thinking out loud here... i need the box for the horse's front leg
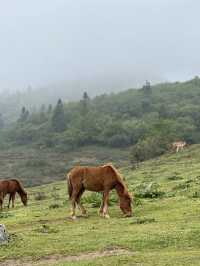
[100,190,110,218]
[99,193,104,216]
[70,190,80,220]
[7,194,12,209]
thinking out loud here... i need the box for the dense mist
[0,0,199,96]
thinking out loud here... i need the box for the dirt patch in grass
[0,248,133,266]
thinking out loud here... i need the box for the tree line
[1,77,200,164]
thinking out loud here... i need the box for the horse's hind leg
[70,188,81,220]
[76,188,87,216]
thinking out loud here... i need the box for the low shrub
[34,192,46,201]
[191,191,200,198]
[83,192,118,208]
[172,182,190,191]
[135,182,165,198]
[83,193,102,208]
[130,136,169,165]
[51,191,60,201]
[35,224,59,234]
[49,203,60,209]
[0,212,14,219]
[167,175,183,181]
[131,216,156,224]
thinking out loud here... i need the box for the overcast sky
[0,0,199,92]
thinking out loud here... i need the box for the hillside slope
[1,144,200,265]
[0,146,129,186]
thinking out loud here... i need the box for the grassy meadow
[1,145,200,265]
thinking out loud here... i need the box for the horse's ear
[102,162,113,168]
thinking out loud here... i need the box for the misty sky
[0,0,199,92]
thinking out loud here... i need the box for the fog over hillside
[0,0,199,97]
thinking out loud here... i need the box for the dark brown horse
[67,164,132,219]
[0,179,28,210]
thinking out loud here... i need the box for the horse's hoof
[70,216,77,220]
[104,214,110,219]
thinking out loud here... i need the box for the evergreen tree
[80,91,90,115]
[142,80,152,94]
[18,106,29,123]
[51,99,66,132]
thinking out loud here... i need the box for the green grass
[1,145,200,265]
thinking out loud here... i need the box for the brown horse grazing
[67,164,132,219]
[0,179,28,210]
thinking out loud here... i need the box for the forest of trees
[1,77,200,164]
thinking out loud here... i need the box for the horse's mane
[103,163,124,182]
[102,163,131,199]
[11,179,27,195]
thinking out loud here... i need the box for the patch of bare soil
[1,248,133,266]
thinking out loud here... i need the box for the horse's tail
[66,173,73,200]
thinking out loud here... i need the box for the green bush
[83,192,118,208]
[131,217,156,224]
[135,182,165,198]
[191,191,200,198]
[172,182,190,191]
[35,224,59,234]
[49,203,60,209]
[130,136,169,164]
[34,192,47,201]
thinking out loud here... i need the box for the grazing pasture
[1,145,200,265]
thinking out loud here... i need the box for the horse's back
[69,165,116,180]
[0,180,10,192]
[0,179,20,193]
[68,165,119,192]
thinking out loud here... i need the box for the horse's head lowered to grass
[20,192,28,206]
[119,191,132,217]
[114,179,133,217]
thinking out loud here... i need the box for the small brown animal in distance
[0,179,28,210]
[67,163,132,219]
[172,141,187,152]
